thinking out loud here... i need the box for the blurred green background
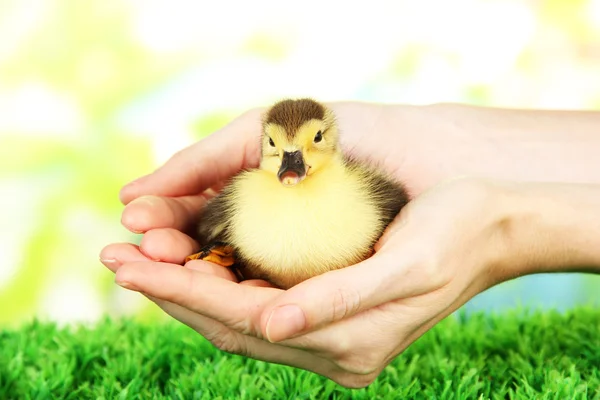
[1,0,599,327]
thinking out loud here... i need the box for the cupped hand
[117,101,508,206]
[101,177,516,388]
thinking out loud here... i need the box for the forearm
[400,103,600,186]
[497,182,600,281]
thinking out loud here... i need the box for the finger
[121,195,207,234]
[99,242,150,272]
[139,228,199,264]
[115,261,281,338]
[260,241,444,343]
[184,259,238,282]
[184,262,276,287]
[240,279,277,288]
[99,241,237,281]
[119,109,263,205]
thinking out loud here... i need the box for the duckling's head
[260,98,340,187]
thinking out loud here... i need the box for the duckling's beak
[278,150,306,187]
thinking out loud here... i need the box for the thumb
[260,246,438,343]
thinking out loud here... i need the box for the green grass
[1,308,599,399]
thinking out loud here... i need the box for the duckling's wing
[185,185,237,266]
[343,154,409,225]
[195,187,234,245]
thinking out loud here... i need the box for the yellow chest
[227,167,384,283]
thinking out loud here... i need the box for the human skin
[100,102,600,388]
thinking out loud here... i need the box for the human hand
[101,178,524,388]
[117,102,426,207]
[117,101,600,208]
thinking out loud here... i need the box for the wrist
[491,181,600,282]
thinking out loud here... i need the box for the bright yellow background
[2,0,599,326]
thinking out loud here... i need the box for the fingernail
[115,280,140,291]
[119,177,145,204]
[131,195,158,208]
[265,305,306,343]
[100,258,122,271]
[119,185,134,204]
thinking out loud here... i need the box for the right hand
[102,177,517,388]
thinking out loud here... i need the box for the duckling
[185,98,409,289]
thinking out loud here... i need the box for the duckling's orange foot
[185,242,236,267]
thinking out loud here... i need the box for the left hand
[101,178,519,388]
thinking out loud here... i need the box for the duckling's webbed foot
[185,242,236,267]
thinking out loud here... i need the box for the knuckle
[180,272,200,308]
[419,254,443,283]
[333,350,385,376]
[319,332,354,359]
[330,286,362,322]
[208,330,245,355]
[332,371,379,389]
[228,318,257,338]
[409,250,449,289]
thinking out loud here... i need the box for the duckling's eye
[314,130,323,143]
[268,137,275,147]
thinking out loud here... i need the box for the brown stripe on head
[264,98,326,139]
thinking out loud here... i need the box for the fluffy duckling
[186,98,409,289]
